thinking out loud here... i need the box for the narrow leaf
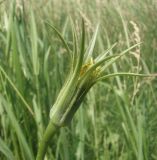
[84,24,99,63]
[96,72,156,81]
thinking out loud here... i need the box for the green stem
[36,120,60,160]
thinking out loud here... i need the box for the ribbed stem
[36,120,59,160]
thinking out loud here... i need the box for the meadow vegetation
[0,0,157,160]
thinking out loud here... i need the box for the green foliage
[0,0,157,160]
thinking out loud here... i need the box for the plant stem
[36,120,59,160]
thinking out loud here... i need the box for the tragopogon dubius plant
[36,20,156,160]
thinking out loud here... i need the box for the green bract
[36,21,155,160]
[48,21,148,127]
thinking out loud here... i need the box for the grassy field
[0,0,157,160]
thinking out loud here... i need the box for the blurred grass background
[0,0,157,159]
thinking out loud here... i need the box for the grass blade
[0,138,15,160]
[0,65,34,116]
[0,95,35,160]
